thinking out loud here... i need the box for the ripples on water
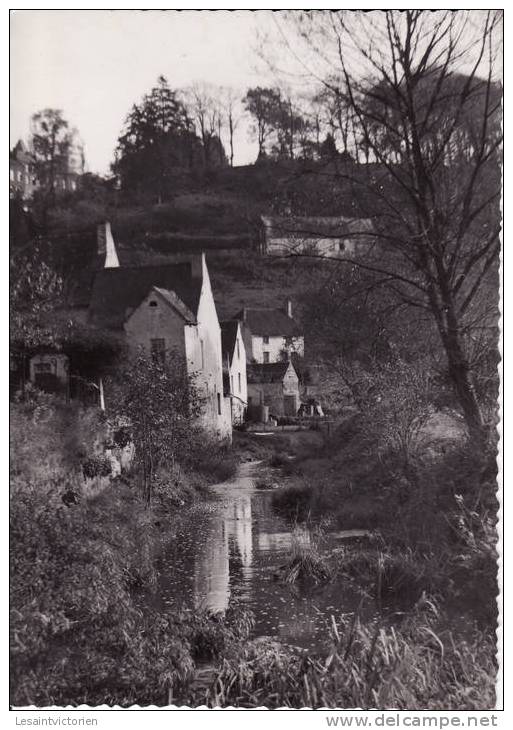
[157,463,371,652]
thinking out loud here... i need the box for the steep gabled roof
[247,361,297,384]
[88,263,202,330]
[236,308,303,337]
[152,287,196,323]
[220,320,239,363]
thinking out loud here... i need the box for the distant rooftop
[236,307,302,338]
[247,361,297,384]
[261,215,374,239]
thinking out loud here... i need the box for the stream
[157,461,372,653]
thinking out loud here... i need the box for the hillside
[41,157,374,245]
[14,158,366,327]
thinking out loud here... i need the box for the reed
[201,599,496,709]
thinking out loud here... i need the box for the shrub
[189,438,238,483]
[82,455,112,479]
[280,527,332,584]
[269,451,289,468]
[272,482,314,521]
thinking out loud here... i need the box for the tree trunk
[445,333,485,446]
[229,114,234,167]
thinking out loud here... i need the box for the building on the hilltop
[9,140,38,200]
[9,131,85,200]
[220,320,247,426]
[247,360,300,419]
[88,224,231,440]
[236,301,304,364]
[259,215,375,258]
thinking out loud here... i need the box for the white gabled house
[88,223,232,441]
[237,300,304,364]
[259,215,375,258]
[221,320,247,425]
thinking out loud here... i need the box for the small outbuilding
[247,360,300,419]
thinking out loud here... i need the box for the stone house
[9,140,38,199]
[10,134,85,200]
[247,360,300,418]
[236,301,304,364]
[259,215,375,259]
[220,320,247,425]
[88,225,231,440]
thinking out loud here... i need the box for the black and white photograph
[9,8,503,712]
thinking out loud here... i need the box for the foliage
[82,455,112,479]
[204,600,496,709]
[280,527,332,584]
[113,76,217,201]
[243,86,309,160]
[187,438,238,483]
[272,482,315,522]
[280,10,502,444]
[29,109,77,200]
[10,247,62,351]
[9,401,249,706]
[106,348,201,505]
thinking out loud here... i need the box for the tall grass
[201,600,496,709]
[280,526,332,584]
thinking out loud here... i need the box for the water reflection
[158,463,366,651]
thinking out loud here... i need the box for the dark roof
[247,361,296,384]
[261,215,374,239]
[236,308,302,337]
[220,320,239,362]
[88,263,202,330]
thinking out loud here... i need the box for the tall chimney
[285,299,292,318]
[97,221,119,269]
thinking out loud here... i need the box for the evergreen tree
[113,76,200,202]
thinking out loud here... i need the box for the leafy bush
[9,400,246,706]
[82,455,112,479]
[269,451,289,468]
[272,482,314,521]
[280,527,332,584]
[189,438,238,483]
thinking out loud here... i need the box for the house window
[238,373,241,392]
[149,300,158,307]
[263,335,269,344]
[150,338,166,364]
[263,352,270,363]
[217,392,222,415]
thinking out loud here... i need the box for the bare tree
[184,82,223,167]
[220,86,243,167]
[274,10,502,445]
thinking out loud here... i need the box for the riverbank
[10,398,497,708]
[152,456,496,709]
[10,395,244,706]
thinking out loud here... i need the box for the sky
[10,10,502,176]
[10,10,279,174]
